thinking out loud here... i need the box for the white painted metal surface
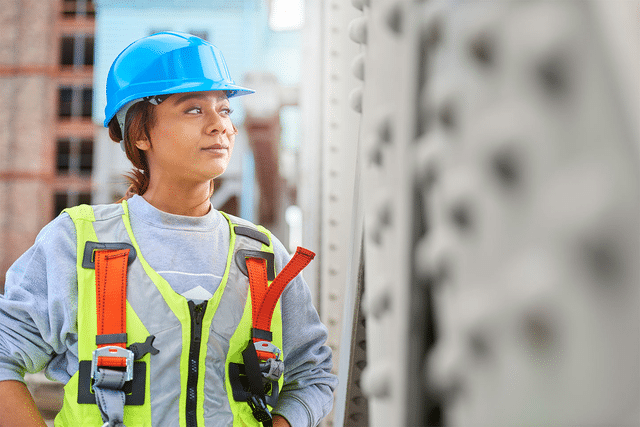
[422,2,640,425]
[357,1,418,425]
[333,0,640,425]
[317,1,364,426]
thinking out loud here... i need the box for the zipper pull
[194,301,206,322]
[189,300,208,343]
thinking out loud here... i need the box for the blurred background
[1,0,638,426]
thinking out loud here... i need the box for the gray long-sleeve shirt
[0,195,337,426]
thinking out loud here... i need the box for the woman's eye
[220,108,234,117]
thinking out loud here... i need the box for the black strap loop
[251,328,273,342]
[234,226,271,247]
[96,333,127,345]
[235,250,276,281]
[82,242,137,269]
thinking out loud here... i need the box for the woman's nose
[206,111,226,134]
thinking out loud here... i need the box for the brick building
[0,0,95,293]
[1,0,96,420]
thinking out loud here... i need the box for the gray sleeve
[0,213,78,384]
[270,237,338,427]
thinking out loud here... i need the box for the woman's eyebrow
[172,93,228,105]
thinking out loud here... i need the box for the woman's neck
[142,179,212,217]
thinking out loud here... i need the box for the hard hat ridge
[104,31,254,128]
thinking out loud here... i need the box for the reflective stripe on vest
[55,201,282,427]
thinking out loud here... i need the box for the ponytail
[108,101,155,199]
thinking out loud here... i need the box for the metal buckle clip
[91,346,135,382]
[253,341,281,360]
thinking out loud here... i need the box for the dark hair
[108,101,156,198]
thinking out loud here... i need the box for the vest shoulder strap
[63,204,96,222]
[64,203,125,223]
[225,213,255,228]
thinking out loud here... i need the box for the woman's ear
[135,138,151,151]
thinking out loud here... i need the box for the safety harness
[230,246,316,426]
[82,243,157,427]
[85,240,314,427]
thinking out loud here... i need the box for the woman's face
[136,90,236,185]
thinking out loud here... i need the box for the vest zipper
[186,300,208,427]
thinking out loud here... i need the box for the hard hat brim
[103,81,254,127]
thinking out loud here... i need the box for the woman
[0,32,337,427]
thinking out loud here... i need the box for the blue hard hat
[104,31,254,127]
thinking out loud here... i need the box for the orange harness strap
[245,247,315,360]
[94,249,130,368]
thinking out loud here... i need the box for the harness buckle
[260,358,285,382]
[253,341,281,361]
[91,346,135,382]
